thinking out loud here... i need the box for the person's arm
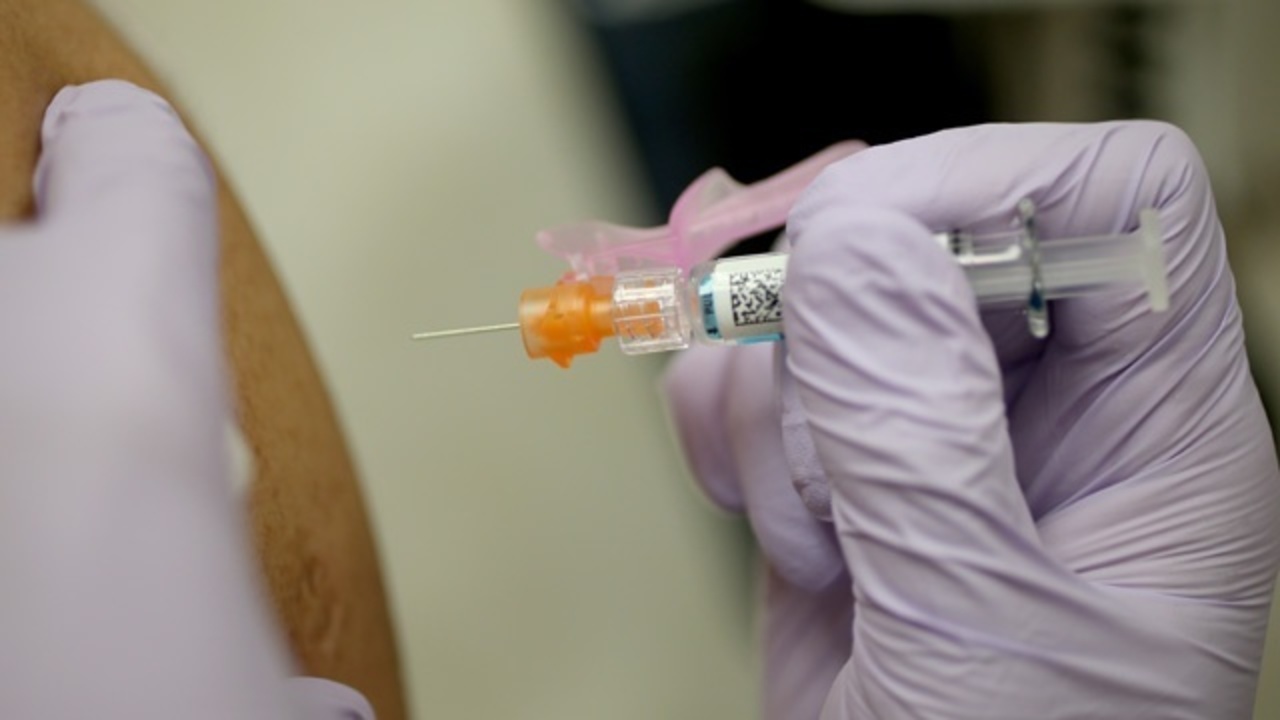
[0,3,406,718]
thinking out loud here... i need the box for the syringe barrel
[955,210,1166,309]
[609,213,1166,356]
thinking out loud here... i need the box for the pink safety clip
[536,141,866,280]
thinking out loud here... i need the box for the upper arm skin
[0,3,408,719]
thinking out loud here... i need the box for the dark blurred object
[568,0,991,254]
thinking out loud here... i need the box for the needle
[411,322,520,341]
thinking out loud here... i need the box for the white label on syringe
[699,253,787,344]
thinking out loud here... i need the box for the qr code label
[729,268,784,326]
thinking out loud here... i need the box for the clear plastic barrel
[951,209,1167,310]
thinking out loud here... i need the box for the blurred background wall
[90,0,1279,717]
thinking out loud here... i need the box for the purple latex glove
[664,122,1280,718]
[0,81,369,719]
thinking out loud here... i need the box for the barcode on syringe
[729,268,784,327]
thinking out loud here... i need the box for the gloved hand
[0,81,368,719]
[663,122,1280,719]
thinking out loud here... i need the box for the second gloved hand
[664,122,1280,719]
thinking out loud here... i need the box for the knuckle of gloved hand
[1124,120,1209,201]
[1120,120,1231,318]
[1124,121,1217,246]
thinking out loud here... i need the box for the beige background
[88,1,1279,718]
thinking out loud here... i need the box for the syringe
[413,201,1169,368]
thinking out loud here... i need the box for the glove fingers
[662,345,746,513]
[0,81,224,479]
[14,81,221,389]
[783,204,1091,640]
[726,345,843,592]
[34,81,217,282]
[0,83,298,719]
[777,345,833,522]
[804,123,1280,607]
[761,565,852,720]
[783,204,1212,716]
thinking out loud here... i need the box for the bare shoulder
[0,2,406,718]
